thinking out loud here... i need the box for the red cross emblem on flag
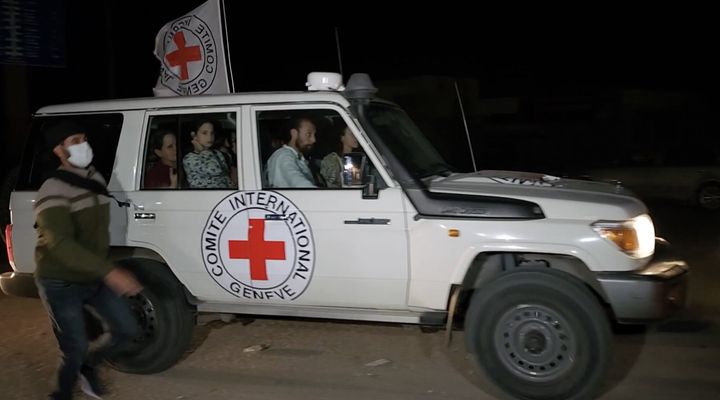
[165,31,202,81]
[156,14,221,95]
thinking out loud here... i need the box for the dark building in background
[1,1,716,182]
[1,0,65,177]
[379,77,714,176]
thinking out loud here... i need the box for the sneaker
[79,373,104,399]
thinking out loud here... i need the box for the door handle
[344,218,390,225]
[134,213,156,220]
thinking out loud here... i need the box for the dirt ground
[1,291,719,400]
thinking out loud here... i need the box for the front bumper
[596,239,689,323]
[0,272,38,298]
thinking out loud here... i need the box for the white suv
[1,73,689,400]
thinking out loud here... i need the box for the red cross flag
[153,0,234,96]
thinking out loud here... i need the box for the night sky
[1,1,716,174]
[9,2,715,101]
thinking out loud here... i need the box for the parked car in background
[584,147,720,210]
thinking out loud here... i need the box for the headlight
[592,214,655,258]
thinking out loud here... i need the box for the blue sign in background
[0,0,65,67]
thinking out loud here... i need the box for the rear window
[16,113,123,191]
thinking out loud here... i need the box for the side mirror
[363,175,379,200]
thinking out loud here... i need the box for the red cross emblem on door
[228,219,286,281]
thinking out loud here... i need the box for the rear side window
[141,112,237,190]
[16,114,123,190]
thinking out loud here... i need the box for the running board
[196,302,447,325]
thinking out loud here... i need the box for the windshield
[358,102,453,179]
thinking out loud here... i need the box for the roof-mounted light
[306,72,344,91]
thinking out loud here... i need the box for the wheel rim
[699,185,720,210]
[494,304,577,382]
[128,292,158,344]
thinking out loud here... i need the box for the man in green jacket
[35,120,142,400]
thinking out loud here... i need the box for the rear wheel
[465,268,611,400]
[105,260,195,374]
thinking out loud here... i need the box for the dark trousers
[37,278,140,400]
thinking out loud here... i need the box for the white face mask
[66,141,94,168]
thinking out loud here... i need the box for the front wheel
[465,268,611,400]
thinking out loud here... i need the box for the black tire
[697,183,720,211]
[465,268,611,400]
[105,259,196,374]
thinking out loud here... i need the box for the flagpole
[220,0,235,92]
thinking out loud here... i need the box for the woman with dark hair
[182,119,232,189]
[320,125,359,188]
[144,130,178,188]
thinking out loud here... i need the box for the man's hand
[104,268,143,296]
